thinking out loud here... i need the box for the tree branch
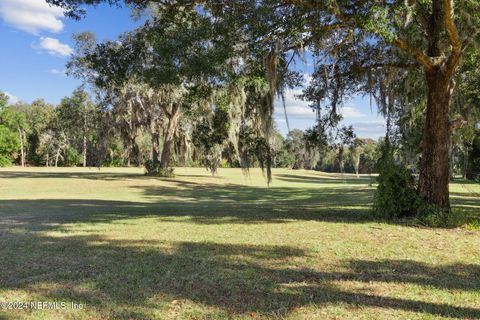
[444,0,462,74]
[392,38,433,71]
[443,0,461,54]
[461,27,480,52]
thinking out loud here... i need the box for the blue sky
[0,0,386,139]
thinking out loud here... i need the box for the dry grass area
[0,167,479,319]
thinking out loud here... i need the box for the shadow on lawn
[0,170,143,181]
[0,230,478,319]
[0,182,375,228]
[1,171,479,318]
[275,173,375,185]
[1,183,478,229]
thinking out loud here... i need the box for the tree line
[0,88,380,175]
[1,87,478,182]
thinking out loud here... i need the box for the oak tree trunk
[151,132,160,165]
[418,69,452,210]
[150,117,160,165]
[129,136,139,166]
[160,105,180,169]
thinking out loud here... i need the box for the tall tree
[68,5,236,170]
[57,88,95,167]
[24,100,55,165]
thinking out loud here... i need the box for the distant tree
[0,104,29,166]
[57,88,96,167]
[24,100,55,165]
[68,13,216,171]
[0,92,19,166]
[0,126,19,166]
[283,129,306,169]
[359,139,378,175]
[350,138,366,178]
[334,126,355,174]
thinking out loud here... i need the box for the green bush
[144,160,175,177]
[63,147,82,166]
[373,141,474,227]
[218,159,229,168]
[0,155,12,167]
[373,162,420,219]
[0,125,19,166]
[372,140,421,219]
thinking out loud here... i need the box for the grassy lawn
[0,167,479,320]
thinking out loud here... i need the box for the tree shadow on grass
[1,171,478,229]
[275,173,375,185]
[0,182,375,230]
[0,170,144,181]
[450,191,480,218]
[0,230,478,319]
[2,186,477,231]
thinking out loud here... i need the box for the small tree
[350,138,366,178]
[0,105,29,166]
[0,125,20,166]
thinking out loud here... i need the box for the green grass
[0,167,479,320]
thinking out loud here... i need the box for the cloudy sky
[0,0,386,139]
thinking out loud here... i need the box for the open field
[0,167,479,320]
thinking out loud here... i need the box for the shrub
[373,162,420,219]
[219,159,230,168]
[144,160,175,177]
[63,147,82,166]
[372,141,477,228]
[372,140,421,219]
[0,155,12,167]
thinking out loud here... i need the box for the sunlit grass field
[0,167,479,319]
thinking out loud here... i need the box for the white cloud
[35,37,73,57]
[5,92,19,104]
[274,89,315,120]
[349,120,386,139]
[351,120,386,128]
[0,0,64,34]
[50,68,66,76]
[274,90,366,122]
[340,106,365,119]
